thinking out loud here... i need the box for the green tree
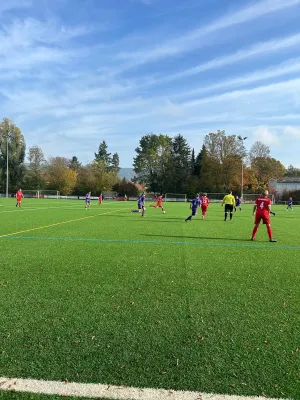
[68,156,82,172]
[113,178,138,197]
[204,130,246,162]
[46,157,77,195]
[77,162,119,195]
[133,133,172,193]
[170,134,191,193]
[285,165,300,177]
[23,146,46,190]
[95,140,111,168]
[251,157,285,190]
[111,152,120,174]
[0,118,26,192]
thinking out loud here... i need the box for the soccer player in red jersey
[200,193,209,220]
[150,194,165,213]
[16,189,23,207]
[98,193,103,206]
[251,190,277,242]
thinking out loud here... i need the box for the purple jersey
[191,198,200,210]
[86,193,91,202]
[138,195,145,206]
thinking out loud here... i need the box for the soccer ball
[162,211,166,214]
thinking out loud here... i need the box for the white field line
[0,377,293,400]
[0,206,124,215]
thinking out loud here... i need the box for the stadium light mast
[238,136,248,199]
[6,132,9,198]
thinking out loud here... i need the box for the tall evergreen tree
[94,140,111,169]
[111,152,120,174]
[170,134,191,193]
[69,156,82,172]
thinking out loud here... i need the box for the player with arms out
[222,190,236,222]
[251,190,277,242]
[98,193,103,206]
[150,194,166,214]
[16,189,23,207]
[200,193,209,220]
[287,197,293,211]
[85,192,91,209]
[131,192,146,217]
[185,194,201,222]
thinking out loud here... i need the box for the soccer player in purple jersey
[131,193,146,217]
[85,192,91,209]
[185,194,201,222]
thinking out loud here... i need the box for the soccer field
[0,198,299,400]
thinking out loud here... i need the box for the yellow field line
[0,207,130,238]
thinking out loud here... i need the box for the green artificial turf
[0,392,113,400]
[0,198,299,399]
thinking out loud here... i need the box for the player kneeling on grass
[131,193,146,217]
[251,190,277,242]
[150,194,166,214]
[185,194,200,222]
[16,188,23,207]
[200,193,209,220]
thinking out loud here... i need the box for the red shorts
[17,197,22,202]
[255,213,270,225]
[157,203,162,207]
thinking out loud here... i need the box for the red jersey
[157,195,163,204]
[255,197,271,216]
[16,191,23,200]
[99,195,103,200]
[201,196,209,207]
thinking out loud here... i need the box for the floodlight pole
[238,136,247,199]
[6,133,9,198]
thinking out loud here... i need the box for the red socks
[267,225,273,240]
[252,226,259,239]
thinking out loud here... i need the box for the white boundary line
[0,377,293,400]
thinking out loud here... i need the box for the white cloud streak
[117,0,300,63]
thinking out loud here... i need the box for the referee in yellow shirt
[222,190,236,222]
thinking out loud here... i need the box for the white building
[269,178,300,193]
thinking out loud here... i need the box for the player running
[222,190,236,222]
[200,193,209,220]
[131,193,146,217]
[185,194,201,222]
[251,190,277,242]
[85,192,91,209]
[287,197,293,211]
[150,194,165,213]
[16,189,23,207]
[235,196,242,212]
[98,193,103,206]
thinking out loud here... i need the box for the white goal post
[164,193,187,202]
[22,190,60,199]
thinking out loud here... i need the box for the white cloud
[284,126,300,138]
[162,34,300,83]
[252,126,280,146]
[117,0,300,63]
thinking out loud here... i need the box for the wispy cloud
[117,0,300,64]
[253,126,280,146]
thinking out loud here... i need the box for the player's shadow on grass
[144,234,249,242]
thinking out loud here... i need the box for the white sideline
[0,377,292,400]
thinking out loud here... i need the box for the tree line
[0,117,298,197]
[133,131,288,196]
[0,118,138,196]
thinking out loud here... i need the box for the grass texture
[0,198,299,399]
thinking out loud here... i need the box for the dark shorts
[225,204,234,213]
[191,208,197,216]
[138,204,143,210]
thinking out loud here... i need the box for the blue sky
[1,0,300,167]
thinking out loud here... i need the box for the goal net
[22,190,60,199]
[164,193,187,202]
